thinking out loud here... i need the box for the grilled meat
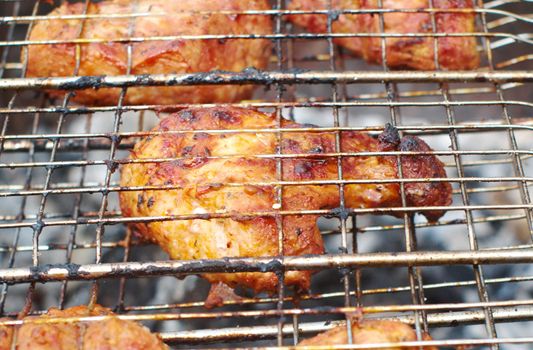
[25,0,272,105]
[119,107,452,299]
[299,319,437,349]
[288,0,479,70]
[0,305,167,350]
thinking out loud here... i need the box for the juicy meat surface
[299,319,437,349]
[0,305,167,350]
[288,0,479,70]
[26,0,272,105]
[119,107,452,296]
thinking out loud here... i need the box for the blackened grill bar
[0,70,532,91]
[0,249,531,284]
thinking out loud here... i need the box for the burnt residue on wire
[28,263,85,281]
[5,70,532,92]
[57,75,105,90]
[3,250,533,284]
[180,70,233,85]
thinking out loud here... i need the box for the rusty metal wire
[0,0,531,349]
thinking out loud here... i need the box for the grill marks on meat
[288,0,480,70]
[25,0,272,105]
[0,305,167,350]
[119,107,452,299]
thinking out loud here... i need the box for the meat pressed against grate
[119,106,452,302]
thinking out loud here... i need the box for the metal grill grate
[0,0,532,348]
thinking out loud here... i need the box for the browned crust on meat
[25,0,272,105]
[0,305,167,350]
[119,107,452,296]
[288,0,479,70]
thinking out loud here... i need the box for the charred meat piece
[119,107,452,300]
[299,319,438,349]
[0,305,167,350]
[288,0,479,70]
[26,0,272,105]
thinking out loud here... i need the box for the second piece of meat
[0,305,167,350]
[26,0,272,105]
[299,319,438,349]
[288,0,480,70]
[119,107,452,300]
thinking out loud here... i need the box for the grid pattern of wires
[0,0,532,349]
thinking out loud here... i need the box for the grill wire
[0,0,532,349]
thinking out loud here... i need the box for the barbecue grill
[0,0,531,349]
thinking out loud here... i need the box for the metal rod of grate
[0,0,531,348]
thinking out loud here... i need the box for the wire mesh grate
[0,0,532,349]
